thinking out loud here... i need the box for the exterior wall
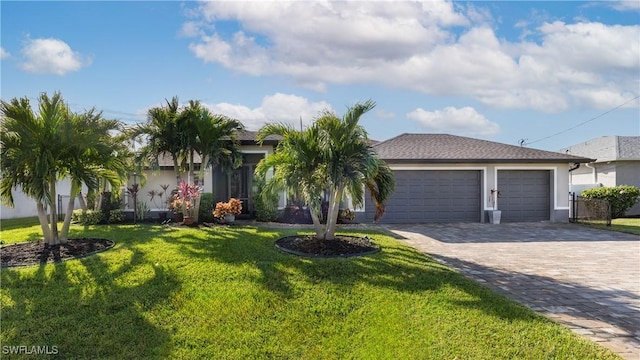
[616,161,640,216]
[568,160,640,216]
[358,162,572,223]
[1,178,84,220]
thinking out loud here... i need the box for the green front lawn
[580,217,640,235]
[0,220,619,359]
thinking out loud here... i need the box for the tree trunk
[324,186,343,240]
[48,176,60,245]
[309,204,325,239]
[77,191,87,210]
[36,201,52,244]
[193,155,207,223]
[173,155,181,186]
[60,182,80,241]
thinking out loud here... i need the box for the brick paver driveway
[385,222,640,360]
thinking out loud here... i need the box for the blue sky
[1,1,639,151]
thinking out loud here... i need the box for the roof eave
[381,158,595,164]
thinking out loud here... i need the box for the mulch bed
[1,238,114,268]
[275,235,380,258]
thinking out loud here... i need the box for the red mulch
[1,238,114,268]
[275,235,379,257]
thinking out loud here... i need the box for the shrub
[72,209,104,225]
[108,209,125,223]
[198,193,215,223]
[581,185,640,218]
[213,198,243,219]
[254,174,279,222]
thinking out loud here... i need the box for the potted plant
[169,198,184,222]
[488,188,502,224]
[213,198,243,223]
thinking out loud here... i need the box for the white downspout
[585,162,597,184]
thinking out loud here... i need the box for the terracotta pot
[183,216,194,225]
[174,213,184,222]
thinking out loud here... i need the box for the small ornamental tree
[581,185,640,218]
[176,181,202,218]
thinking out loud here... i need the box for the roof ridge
[372,132,408,147]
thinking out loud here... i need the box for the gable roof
[373,133,593,163]
[559,136,640,162]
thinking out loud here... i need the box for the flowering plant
[213,198,242,219]
[174,181,202,217]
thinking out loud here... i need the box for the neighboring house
[356,134,593,224]
[559,136,640,216]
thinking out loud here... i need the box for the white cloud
[19,38,90,75]
[608,1,640,11]
[203,93,333,130]
[407,106,500,136]
[185,1,639,112]
[0,47,10,59]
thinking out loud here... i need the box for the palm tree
[256,122,328,237]
[1,92,127,245]
[257,100,395,240]
[133,96,183,186]
[59,110,128,240]
[178,100,245,222]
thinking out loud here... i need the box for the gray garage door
[497,170,550,222]
[375,170,481,223]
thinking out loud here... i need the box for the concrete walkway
[384,222,640,360]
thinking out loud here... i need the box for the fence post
[607,200,612,227]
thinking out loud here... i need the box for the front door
[229,165,252,214]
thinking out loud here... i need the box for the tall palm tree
[256,122,328,237]
[1,92,127,245]
[59,110,127,241]
[256,100,395,240]
[133,96,183,185]
[178,100,245,222]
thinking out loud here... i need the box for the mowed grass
[0,219,620,359]
[580,217,640,235]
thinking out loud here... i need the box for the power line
[526,95,640,146]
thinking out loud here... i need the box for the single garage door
[377,170,481,223]
[497,170,550,222]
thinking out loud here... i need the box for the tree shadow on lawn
[0,247,181,359]
[173,226,544,323]
[430,254,640,341]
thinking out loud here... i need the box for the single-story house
[355,134,593,223]
[559,136,640,216]
[2,131,594,223]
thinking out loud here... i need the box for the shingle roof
[236,130,282,144]
[559,136,640,162]
[373,133,593,163]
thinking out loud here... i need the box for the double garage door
[377,170,550,223]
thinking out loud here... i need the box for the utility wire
[526,95,640,146]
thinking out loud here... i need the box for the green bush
[254,175,279,222]
[581,185,640,218]
[108,209,125,223]
[72,209,104,225]
[198,192,215,223]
